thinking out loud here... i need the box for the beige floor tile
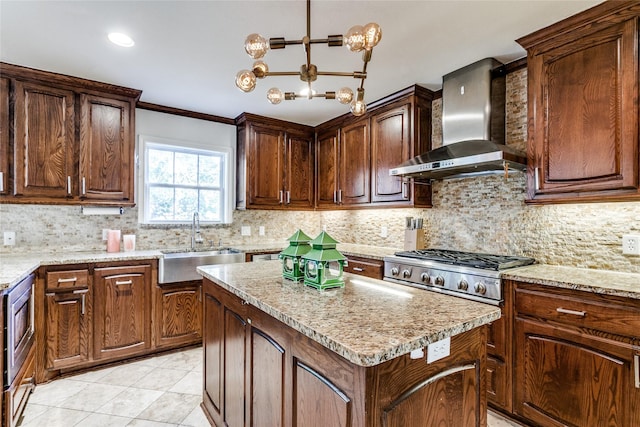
[127,419,179,427]
[58,382,127,412]
[28,378,89,406]
[20,406,90,426]
[78,412,133,426]
[160,350,202,371]
[168,371,201,396]
[95,388,164,418]
[97,364,156,387]
[179,405,211,427]
[66,365,117,383]
[134,367,189,391]
[18,402,51,425]
[488,410,525,426]
[136,392,202,424]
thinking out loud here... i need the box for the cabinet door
[514,317,640,427]
[45,289,91,370]
[154,281,202,349]
[13,81,75,199]
[371,103,411,203]
[93,265,151,360]
[527,18,639,202]
[284,131,314,209]
[1,77,9,195]
[247,124,285,207]
[316,128,339,208]
[340,119,370,205]
[79,94,134,203]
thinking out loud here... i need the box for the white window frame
[138,134,234,225]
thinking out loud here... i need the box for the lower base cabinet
[4,345,35,427]
[154,280,202,349]
[513,282,640,427]
[202,278,488,427]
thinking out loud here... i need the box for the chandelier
[235,0,382,116]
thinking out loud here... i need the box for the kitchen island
[198,261,501,427]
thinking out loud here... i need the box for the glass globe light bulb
[252,61,268,78]
[344,25,365,52]
[235,70,257,92]
[267,88,284,105]
[244,33,269,59]
[351,99,367,116]
[363,23,382,49]
[336,87,354,104]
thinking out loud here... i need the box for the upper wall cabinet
[316,85,434,209]
[236,113,314,210]
[0,63,141,206]
[0,77,10,195]
[518,2,640,204]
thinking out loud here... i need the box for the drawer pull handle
[82,177,86,196]
[67,176,71,195]
[634,354,640,389]
[402,182,409,199]
[556,307,586,317]
[0,171,4,192]
[57,277,78,284]
[352,267,364,272]
[115,280,133,286]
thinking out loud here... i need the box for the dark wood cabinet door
[1,77,9,195]
[525,17,639,202]
[371,103,411,203]
[224,306,247,427]
[203,290,223,423]
[316,128,340,208]
[93,265,151,360]
[154,281,202,349]
[284,131,314,208]
[45,289,91,370]
[340,119,370,205]
[13,81,75,199]
[247,124,285,207]
[79,94,134,203]
[514,317,640,427]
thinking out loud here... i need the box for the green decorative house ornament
[279,229,312,281]
[301,231,347,290]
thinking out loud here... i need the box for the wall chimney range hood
[390,58,527,180]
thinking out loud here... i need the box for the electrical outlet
[259,226,265,236]
[3,231,16,246]
[427,337,451,364]
[241,226,251,236]
[622,234,640,255]
[102,229,109,241]
[380,226,388,238]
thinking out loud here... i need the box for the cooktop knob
[390,267,399,276]
[474,282,487,295]
[402,269,412,278]
[435,276,445,286]
[458,279,469,291]
[420,272,431,283]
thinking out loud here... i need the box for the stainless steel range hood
[390,58,527,180]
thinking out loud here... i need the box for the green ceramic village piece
[301,231,346,290]
[279,229,312,281]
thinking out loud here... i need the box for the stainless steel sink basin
[159,248,245,283]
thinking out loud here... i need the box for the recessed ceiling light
[108,32,135,47]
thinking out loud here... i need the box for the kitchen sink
[159,248,245,283]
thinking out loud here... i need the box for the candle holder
[279,229,312,281]
[301,231,346,290]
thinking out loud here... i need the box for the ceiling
[1,0,603,126]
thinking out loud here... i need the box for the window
[139,135,233,224]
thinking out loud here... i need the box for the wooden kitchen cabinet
[344,255,384,280]
[1,77,10,195]
[93,264,152,361]
[154,280,202,349]
[517,2,640,203]
[236,113,314,210]
[513,282,640,427]
[44,269,91,371]
[0,62,141,206]
[486,280,513,413]
[316,85,433,209]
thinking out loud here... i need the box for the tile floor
[20,346,524,427]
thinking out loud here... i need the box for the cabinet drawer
[46,270,89,290]
[344,256,384,280]
[515,284,640,338]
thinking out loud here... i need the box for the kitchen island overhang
[198,261,501,427]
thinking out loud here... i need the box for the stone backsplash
[1,69,639,273]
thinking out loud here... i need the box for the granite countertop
[503,264,640,300]
[198,261,501,367]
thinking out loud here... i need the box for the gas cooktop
[393,249,536,271]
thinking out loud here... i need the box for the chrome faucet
[191,212,204,250]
